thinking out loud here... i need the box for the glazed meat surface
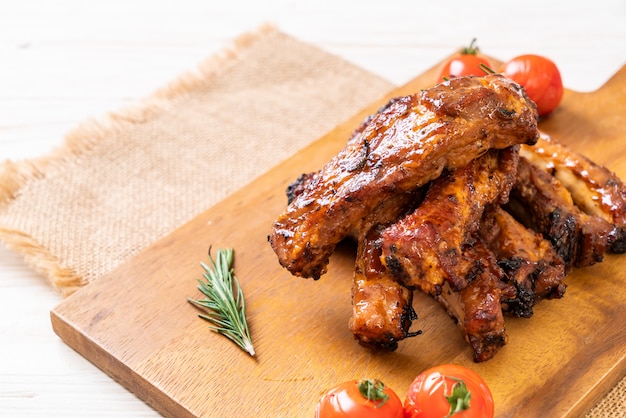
[521,132,626,253]
[286,171,318,205]
[378,147,520,362]
[380,147,520,295]
[508,157,617,269]
[435,240,510,363]
[349,192,421,350]
[479,206,566,318]
[269,75,539,280]
[286,172,422,349]
[269,73,626,362]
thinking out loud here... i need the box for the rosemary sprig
[187,247,255,356]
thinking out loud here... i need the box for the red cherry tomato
[436,39,494,82]
[403,364,494,418]
[501,54,564,116]
[315,379,404,418]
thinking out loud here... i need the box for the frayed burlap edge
[0,23,280,295]
[0,227,86,297]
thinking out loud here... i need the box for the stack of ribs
[268,74,626,362]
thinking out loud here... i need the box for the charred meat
[479,206,566,318]
[269,73,626,363]
[380,147,520,295]
[349,192,421,350]
[435,240,510,363]
[508,157,617,269]
[269,75,539,280]
[521,132,626,253]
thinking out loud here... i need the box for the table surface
[1,1,625,416]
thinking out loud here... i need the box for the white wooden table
[1,1,625,416]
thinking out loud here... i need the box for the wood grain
[51,61,626,417]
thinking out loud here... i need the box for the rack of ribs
[269,73,626,362]
[269,74,539,280]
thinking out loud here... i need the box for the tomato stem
[357,379,390,408]
[461,38,479,55]
[444,377,472,417]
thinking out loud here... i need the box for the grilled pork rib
[521,133,626,253]
[435,240,510,363]
[479,206,566,318]
[349,192,421,350]
[380,147,520,295]
[378,147,520,362]
[285,172,421,349]
[269,75,539,280]
[508,157,617,269]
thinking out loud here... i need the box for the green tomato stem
[461,38,479,55]
[444,377,472,417]
[358,379,390,408]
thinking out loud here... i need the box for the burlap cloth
[0,25,623,417]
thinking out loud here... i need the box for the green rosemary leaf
[187,247,255,356]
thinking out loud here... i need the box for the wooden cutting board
[51,59,626,418]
